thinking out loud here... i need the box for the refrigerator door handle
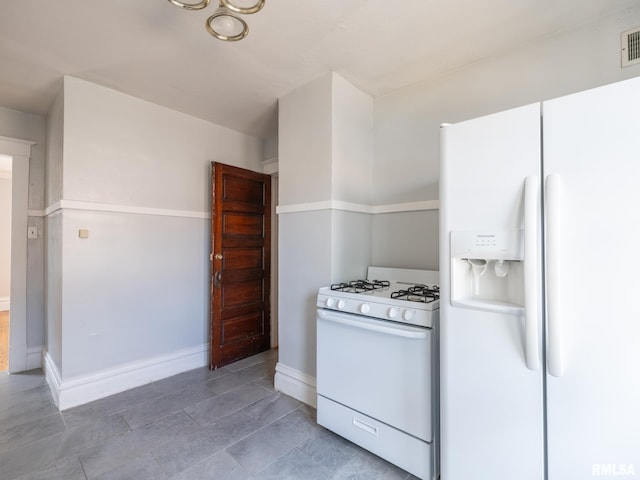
[546,174,564,377]
[524,175,540,370]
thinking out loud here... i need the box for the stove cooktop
[317,280,439,328]
[330,279,439,304]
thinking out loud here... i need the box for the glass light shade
[167,0,211,10]
[220,0,264,15]
[206,7,248,41]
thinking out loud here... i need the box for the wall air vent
[621,27,640,67]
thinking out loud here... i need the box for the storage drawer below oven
[317,395,432,480]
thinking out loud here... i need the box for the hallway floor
[0,349,418,479]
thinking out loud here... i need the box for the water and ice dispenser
[450,230,524,314]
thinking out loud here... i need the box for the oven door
[316,308,433,441]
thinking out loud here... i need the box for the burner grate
[391,284,440,303]
[330,279,390,293]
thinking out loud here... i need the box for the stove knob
[325,298,334,308]
[337,299,346,310]
[402,309,414,322]
[388,307,398,319]
[360,303,370,314]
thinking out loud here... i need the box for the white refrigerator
[439,76,640,480]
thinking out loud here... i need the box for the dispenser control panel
[450,230,523,260]
[473,234,497,248]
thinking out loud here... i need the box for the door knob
[214,253,223,260]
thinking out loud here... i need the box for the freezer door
[543,76,640,477]
[440,103,545,480]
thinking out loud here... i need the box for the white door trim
[0,136,35,373]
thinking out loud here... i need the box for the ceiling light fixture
[168,0,265,42]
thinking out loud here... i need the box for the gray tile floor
[0,349,418,480]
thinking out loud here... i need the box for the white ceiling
[0,0,636,140]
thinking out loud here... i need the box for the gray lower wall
[278,210,332,377]
[278,209,373,378]
[59,209,209,378]
[371,210,440,271]
[45,211,63,371]
[331,210,371,282]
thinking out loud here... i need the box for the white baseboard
[27,346,42,370]
[274,362,317,408]
[0,297,9,311]
[43,351,62,408]
[44,343,209,411]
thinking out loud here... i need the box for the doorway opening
[0,154,12,371]
[0,136,33,374]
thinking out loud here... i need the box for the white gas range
[317,267,439,327]
[316,267,440,480]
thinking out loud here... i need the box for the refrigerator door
[543,77,640,477]
[440,103,544,480]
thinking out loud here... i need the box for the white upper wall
[278,72,374,207]
[278,73,333,206]
[0,106,45,211]
[332,73,373,205]
[46,88,64,206]
[62,76,264,211]
[373,5,640,205]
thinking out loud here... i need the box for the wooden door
[210,162,271,369]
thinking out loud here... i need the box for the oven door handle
[317,309,429,339]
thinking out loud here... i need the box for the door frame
[269,173,278,349]
[0,136,34,373]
